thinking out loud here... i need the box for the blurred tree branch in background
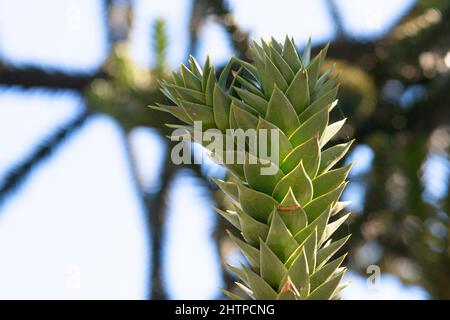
[0,0,449,299]
[0,110,90,207]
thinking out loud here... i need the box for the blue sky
[0,0,439,299]
[0,0,107,72]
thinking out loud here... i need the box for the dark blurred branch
[0,111,90,207]
[0,64,102,91]
[3,1,447,93]
[325,0,346,39]
[187,0,251,60]
[325,2,450,82]
[206,0,250,58]
[105,0,133,45]
[188,0,207,58]
[145,143,178,300]
[120,130,172,300]
[354,72,450,143]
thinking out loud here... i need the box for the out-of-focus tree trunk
[146,147,177,299]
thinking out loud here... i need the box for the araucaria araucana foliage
[152,36,353,300]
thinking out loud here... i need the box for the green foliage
[153,36,352,300]
[153,19,168,78]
